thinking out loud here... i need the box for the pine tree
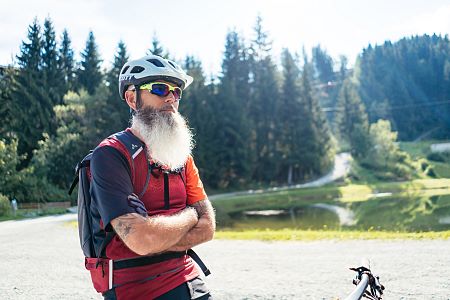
[277,49,302,184]
[148,34,167,58]
[12,74,55,159]
[338,55,348,82]
[106,40,129,88]
[312,45,339,126]
[12,18,55,160]
[250,15,272,60]
[57,29,75,98]
[80,40,130,144]
[296,58,335,180]
[16,18,41,72]
[78,31,103,94]
[41,17,61,105]
[312,45,335,84]
[248,16,280,183]
[357,35,450,140]
[181,56,221,187]
[335,79,369,157]
[211,30,252,188]
[104,40,130,133]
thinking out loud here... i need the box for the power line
[322,99,450,112]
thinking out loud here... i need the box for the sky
[1,0,449,76]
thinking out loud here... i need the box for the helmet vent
[130,66,145,73]
[167,61,177,69]
[121,66,130,74]
[147,59,164,67]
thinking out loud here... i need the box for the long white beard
[131,107,194,171]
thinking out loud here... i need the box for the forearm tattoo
[112,213,147,242]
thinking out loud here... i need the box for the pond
[217,194,450,232]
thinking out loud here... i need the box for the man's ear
[124,90,137,111]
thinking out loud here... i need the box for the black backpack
[68,131,149,258]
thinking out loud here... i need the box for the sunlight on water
[219,194,450,232]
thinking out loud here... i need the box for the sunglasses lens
[148,83,182,100]
[173,87,182,100]
[151,84,169,96]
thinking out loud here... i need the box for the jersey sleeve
[90,146,146,231]
[185,155,208,205]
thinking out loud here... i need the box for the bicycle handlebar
[344,259,384,300]
[344,272,370,300]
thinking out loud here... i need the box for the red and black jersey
[89,128,207,299]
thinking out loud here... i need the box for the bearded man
[89,55,215,300]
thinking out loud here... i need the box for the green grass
[433,161,450,178]
[399,141,435,159]
[66,220,78,228]
[215,229,450,240]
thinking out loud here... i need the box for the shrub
[0,139,69,203]
[0,139,28,199]
[0,194,10,217]
[395,151,410,163]
[426,166,437,178]
[393,163,412,180]
[418,159,429,172]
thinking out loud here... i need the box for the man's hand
[111,206,198,255]
[166,199,216,252]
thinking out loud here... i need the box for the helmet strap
[132,85,142,114]
[136,85,143,110]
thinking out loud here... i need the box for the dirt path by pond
[210,153,352,201]
[0,214,448,299]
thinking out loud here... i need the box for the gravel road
[0,214,449,299]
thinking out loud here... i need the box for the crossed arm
[166,199,216,252]
[111,199,215,256]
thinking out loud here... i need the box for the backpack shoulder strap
[69,130,148,196]
[109,130,144,160]
[110,130,150,198]
[68,151,93,195]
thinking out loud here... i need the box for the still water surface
[221,194,450,231]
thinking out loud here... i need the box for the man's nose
[164,91,177,103]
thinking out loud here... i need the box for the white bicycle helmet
[118,55,193,100]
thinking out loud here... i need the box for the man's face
[125,80,181,113]
[129,81,193,170]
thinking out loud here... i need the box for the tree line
[356,34,450,140]
[0,16,448,204]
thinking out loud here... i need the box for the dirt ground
[0,214,449,299]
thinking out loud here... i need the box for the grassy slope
[400,141,450,178]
